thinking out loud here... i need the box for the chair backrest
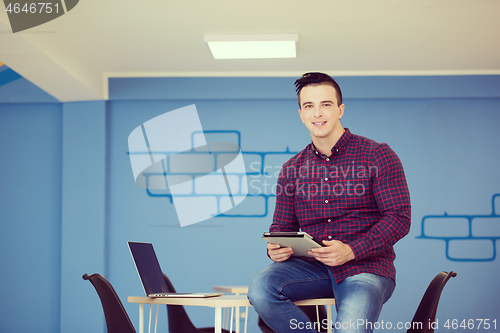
[407,271,457,333]
[83,273,137,333]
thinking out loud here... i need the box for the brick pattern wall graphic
[418,194,500,262]
[132,130,299,220]
[128,105,248,227]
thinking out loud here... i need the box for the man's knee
[343,273,395,305]
[248,266,278,307]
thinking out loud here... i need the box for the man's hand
[267,243,293,262]
[308,240,355,266]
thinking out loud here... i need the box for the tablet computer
[262,231,323,257]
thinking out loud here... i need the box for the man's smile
[313,121,327,126]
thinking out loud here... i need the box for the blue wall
[0,102,62,332]
[1,75,499,332]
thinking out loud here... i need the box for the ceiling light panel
[204,34,298,59]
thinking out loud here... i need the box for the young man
[248,72,411,333]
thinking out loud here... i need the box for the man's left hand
[308,240,355,266]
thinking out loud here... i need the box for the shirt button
[324,177,328,181]
[328,236,332,239]
[325,200,328,203]
[327,219,331,222]
[326,158,330,161]
[336,149,339,152]
[315,151,318,154]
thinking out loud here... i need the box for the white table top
[128,294,251,307]
[128,294,335,307]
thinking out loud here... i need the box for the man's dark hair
[294,72,343,106]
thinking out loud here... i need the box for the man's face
[298,84,345,142]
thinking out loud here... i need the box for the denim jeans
[248,258,395,333]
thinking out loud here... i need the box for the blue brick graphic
[133,129,298,219]
[128,106,250,226]
[418,193,500,262]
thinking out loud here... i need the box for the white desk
[128,295,335,333]
[129,295,249,333]
[212,286,249,333]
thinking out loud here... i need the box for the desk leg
[215,306,222,333]
[148,303,153,333]
[230,307,234,333]
[154,304,159,333]
[244,306,249,333]
[326,304,332,333]
[139,303,144,333]
[235,305,240,333]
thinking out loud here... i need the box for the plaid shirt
[270,128,411,283]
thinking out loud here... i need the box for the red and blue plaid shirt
[270,128,411,283]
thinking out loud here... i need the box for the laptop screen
[128,242,170,295]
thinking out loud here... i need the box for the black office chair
[162,273,233,333]
[407,271,457,333]
[83,273,137,333]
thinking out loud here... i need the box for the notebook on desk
[128,241,222,298]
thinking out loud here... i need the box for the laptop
[128,241,222,298]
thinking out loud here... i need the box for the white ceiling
[1,0,499,102]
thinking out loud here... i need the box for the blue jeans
[248,258,395,333]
